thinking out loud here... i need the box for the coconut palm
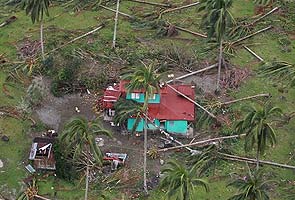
[121,64,163,194]
[159,159,209,200]
[228,169,273,200]
[61,116,112,166]
[198,0,235,92]
[22,0,51,60]
[234,102,282,169]
[113,98,143,133]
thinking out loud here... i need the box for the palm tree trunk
[40,20,45,60]
[216,40,223,92]
[143,115,148,194]
[256,150,259,170]
[112,0,120,49]
[85,166,89,200]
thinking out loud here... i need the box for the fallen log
[99,5,133,18]
[166,84,217,119]
[159,2,200,18]
[0,16,17,28]
[127,0,171,7]
[47,25,104,55]
[209,93,270,108]
[158,134,246,152]
[243,45,264,62]
[231,26,272,45]
[166,63,218,83]
[173,25,207,38]
[251,6,280,25]
[112,0,120,49]
[219,152,295,170]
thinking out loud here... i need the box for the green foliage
[234,102,282,156]
[159,159,209,200]
[228,169,273,200]
[21,0,51,23]
[258,61,295,87]
[198,0,235,41]
[61,116,112,166]
[53,141,78,181]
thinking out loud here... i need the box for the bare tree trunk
[112,0,120,49]
[143,116,148,194]
[166,64,217,84]
[128,0,170,7]
[159,2,200,18]
[158,134,246,152]
[216,40,223,92]
[243,46,264,62]
[99,5,133,18]
[85,166,89,200]
[40,20,45,60]
[256,150,259,170]
[251,6,280,25]
[173,25,207,38]
[231,26,272,45]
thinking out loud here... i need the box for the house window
[149,94,156,100]
[170,121,174,126]
[131,93,140,99]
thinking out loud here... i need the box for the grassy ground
[0,0,295,199]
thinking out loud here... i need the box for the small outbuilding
[29,137,56,170]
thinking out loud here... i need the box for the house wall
[165,120,188,134]
[126,93,160,104]
[127,118,160,132]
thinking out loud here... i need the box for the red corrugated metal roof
[102,81,195,121]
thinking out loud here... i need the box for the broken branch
[219,152,295,170]
[173,25,207,38]
[166,63,218,83]
[251,6,280,25]
[243,45,264,62]
[99,5,133,18]
[127,0,171,8]
[47,25,104,55]
[231,26,272,45]
[159,2,200,18]
[158,134,246,152]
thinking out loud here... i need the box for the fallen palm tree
[159,1,200,18]
[231,26,272,45]
[127,0,171,8]
[219,152,295,170]
[166,63,218,83]
[250,6,280,25]
[158,134,246,152]
[172,25,207,38]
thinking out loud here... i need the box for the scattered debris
[0,16,17,28]
[1,135,9,142]
[29,137,56,170]
[103,153,128,170]
[220,68,251,89]
[25,164,36,173]
[17,39,41,59]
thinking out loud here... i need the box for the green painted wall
[126,93,160,103]
[127,118,160,131]
[165,120,188,134]
[127,118,144,132]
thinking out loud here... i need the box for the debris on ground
[0,16,17,28]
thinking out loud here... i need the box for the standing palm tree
[121,64,163,194]
[61,116,112,166]
[234,102,282,169]
[159,159,209,200]
[198,0,235,92]
[22,0,51,60]
[228,169,273,200]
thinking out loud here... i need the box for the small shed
[29,137,56,170]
